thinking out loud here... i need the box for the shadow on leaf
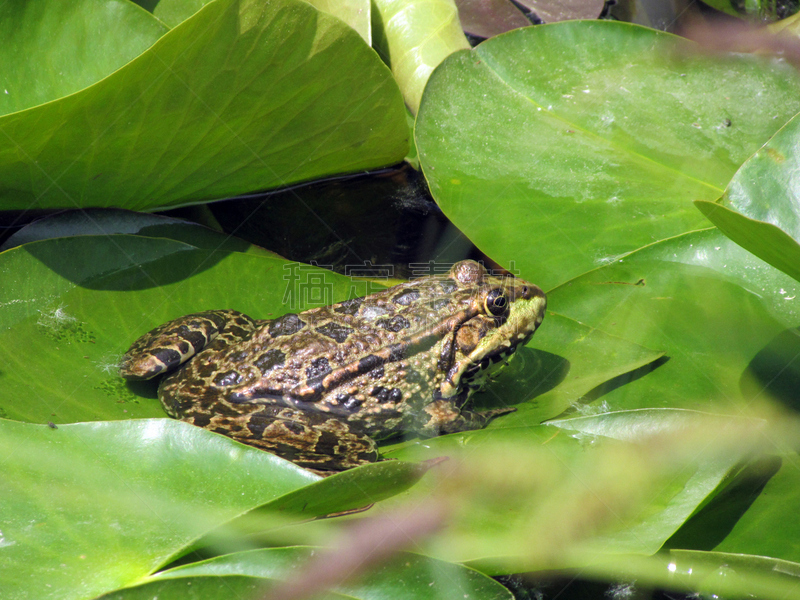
[663,455,782,551]
[579,355,670,406]
[473,346,570,409]
[24,240,234,291]
[742,327,800,413]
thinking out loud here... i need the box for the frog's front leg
[414,399,515,436]
[195,406,380,471]
[119,310,256,380]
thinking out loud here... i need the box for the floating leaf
[0,235,356,424]
[0,0,167,115]
[0,417,432,600]
[696,111,800,283]
[103,547,513,600]
[143,0,372,42]
[416,21,800,290]
[0,0,407,211]
[0,419,316,600]
[369,410,752,572]
[549,228,800,414]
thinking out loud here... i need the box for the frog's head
[440,261,547,399]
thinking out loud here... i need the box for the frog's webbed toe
[415,399,516,436]
[120,310,256,380]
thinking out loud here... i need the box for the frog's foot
[416,399,516,435]
[119,310,256,380]
[192,406,380,471]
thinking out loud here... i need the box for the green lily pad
[667,550,800,600]
[372,409,750,572]
[137,0,209,27]
[0,417,430,600]
[101,547,512,600]
[547,407,760,442]
[704,453,800,563]
[260,459,432,516]
[0,418,316,600]
[381,312,663,461]
[310,0,372,44]
[416,20,800,291]
[481,314,664,427]
[661,445,800,576]
[0,234,359,424]
[0,0,167,116]
[696,111,800,283]
[569,550,800,600]
[0,0,408,211]
[549,228,800,414]
[144,0,372,42]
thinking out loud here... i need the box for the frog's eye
[484,288,509,317]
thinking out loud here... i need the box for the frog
[119,260,546,471]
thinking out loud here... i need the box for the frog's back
[158,275,479,431]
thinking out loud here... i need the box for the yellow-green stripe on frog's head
[438,261,546,400]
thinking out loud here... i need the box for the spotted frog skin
[120,260,546,471]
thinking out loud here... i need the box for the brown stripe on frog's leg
[414,399,515,436]
[195,406,379,471]
[119,310,256,380]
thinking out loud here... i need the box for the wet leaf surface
[416,21,800,291]
[698,110,800,283]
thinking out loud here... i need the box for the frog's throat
[439,294,547,399]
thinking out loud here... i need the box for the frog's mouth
[453,331,533,393]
